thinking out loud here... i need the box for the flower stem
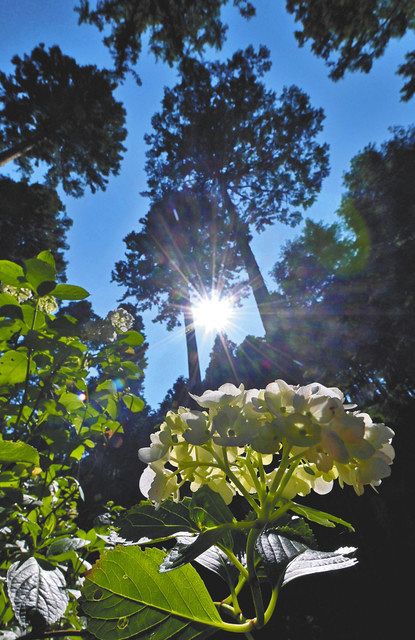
[220,447,261,514]
[246,528,264,628]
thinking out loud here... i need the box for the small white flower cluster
[138,381,394,506]
[1,284,33,303]
[37,295,58,314]
[107,307,134,333]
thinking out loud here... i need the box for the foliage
[114,190,245,331]
[0,44,127,196]
[76,0,255,81]
[0,177,71,275]
[78,379,395,639]
[0,252,145,635]
[144,45,328,230]
[138,45,329,337]
[286,0,415,101]
[271,125,415,405]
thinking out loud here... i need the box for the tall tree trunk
[182,284,202,391]
[0,134,41,167]
[167,205,203,390]
[221,186,275,336]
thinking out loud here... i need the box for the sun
[193,294,234,333]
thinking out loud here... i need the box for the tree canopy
[0,44,127,196]
[113,189,246,386]
[0,177,70,274]
[286,0,415,100]
[143,45,329,334]
[76,0,255,81]
[271,125,415,404]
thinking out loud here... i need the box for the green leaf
[22,304,46,330]
[190,486,234,529]
[256,531,307,581]
[7,557,69,626]
[46,537,90,558]
[0,350,28,385]
[122,393,144,413]
[37,280,57,296]
[192,545,239,584]
[82,546,220,640]
[59,391,85,412]
[274,515,316,547]
[190,486,234,548]
[51,284,90,300]
[70,444,85,461]
[24,258,56,290]
[116,330,144,346]
[36,250,56,270]
[159,530,230,573]
[0,439,39,465]
[282,546,358,586]
[117,499,196,541]
[256,531,357,587]
[0,304,23,320]
[0,260,25,286]
[290,503,355,531]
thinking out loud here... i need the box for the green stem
[220,573,247,605]
[263,585,279,626]
[15,301,39,430]
[267,441,292,497]
[244,449,265,499]
[218,543,249,579]
[246,528,264,628]
[220,447,261,514]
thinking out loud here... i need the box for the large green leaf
[122,393,145,413]
[24,257,56,291]
[51,284,90,300]
[0,350,28,385]
[116,330,144,346]
[256,530,357,586]
[256,530,306,581]
[7,557,68,626]
[0,260,25,286]
[0,439,39,466]
[117,499,196,541]
[82,546,220,640]
[282,547,358,586]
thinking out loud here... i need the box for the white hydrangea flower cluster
[37,295,58,314]
[138,381,394,506]
[1,284,33,303]
[107,307,134,333]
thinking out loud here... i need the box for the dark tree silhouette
[271,125,415,404]
[113,189,246,388]
[203,333,239,388]
[76,0,255,81]
[0,177,70,273]
[0,44,127,196]
[143,46,329,336]
[286,0,415,100]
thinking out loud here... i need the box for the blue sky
[0,1,413,409]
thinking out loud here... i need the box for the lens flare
[193,294,234,333]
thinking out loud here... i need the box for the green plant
[82,380,394,639]
[0,253,396,639]
[0,252,145,637]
